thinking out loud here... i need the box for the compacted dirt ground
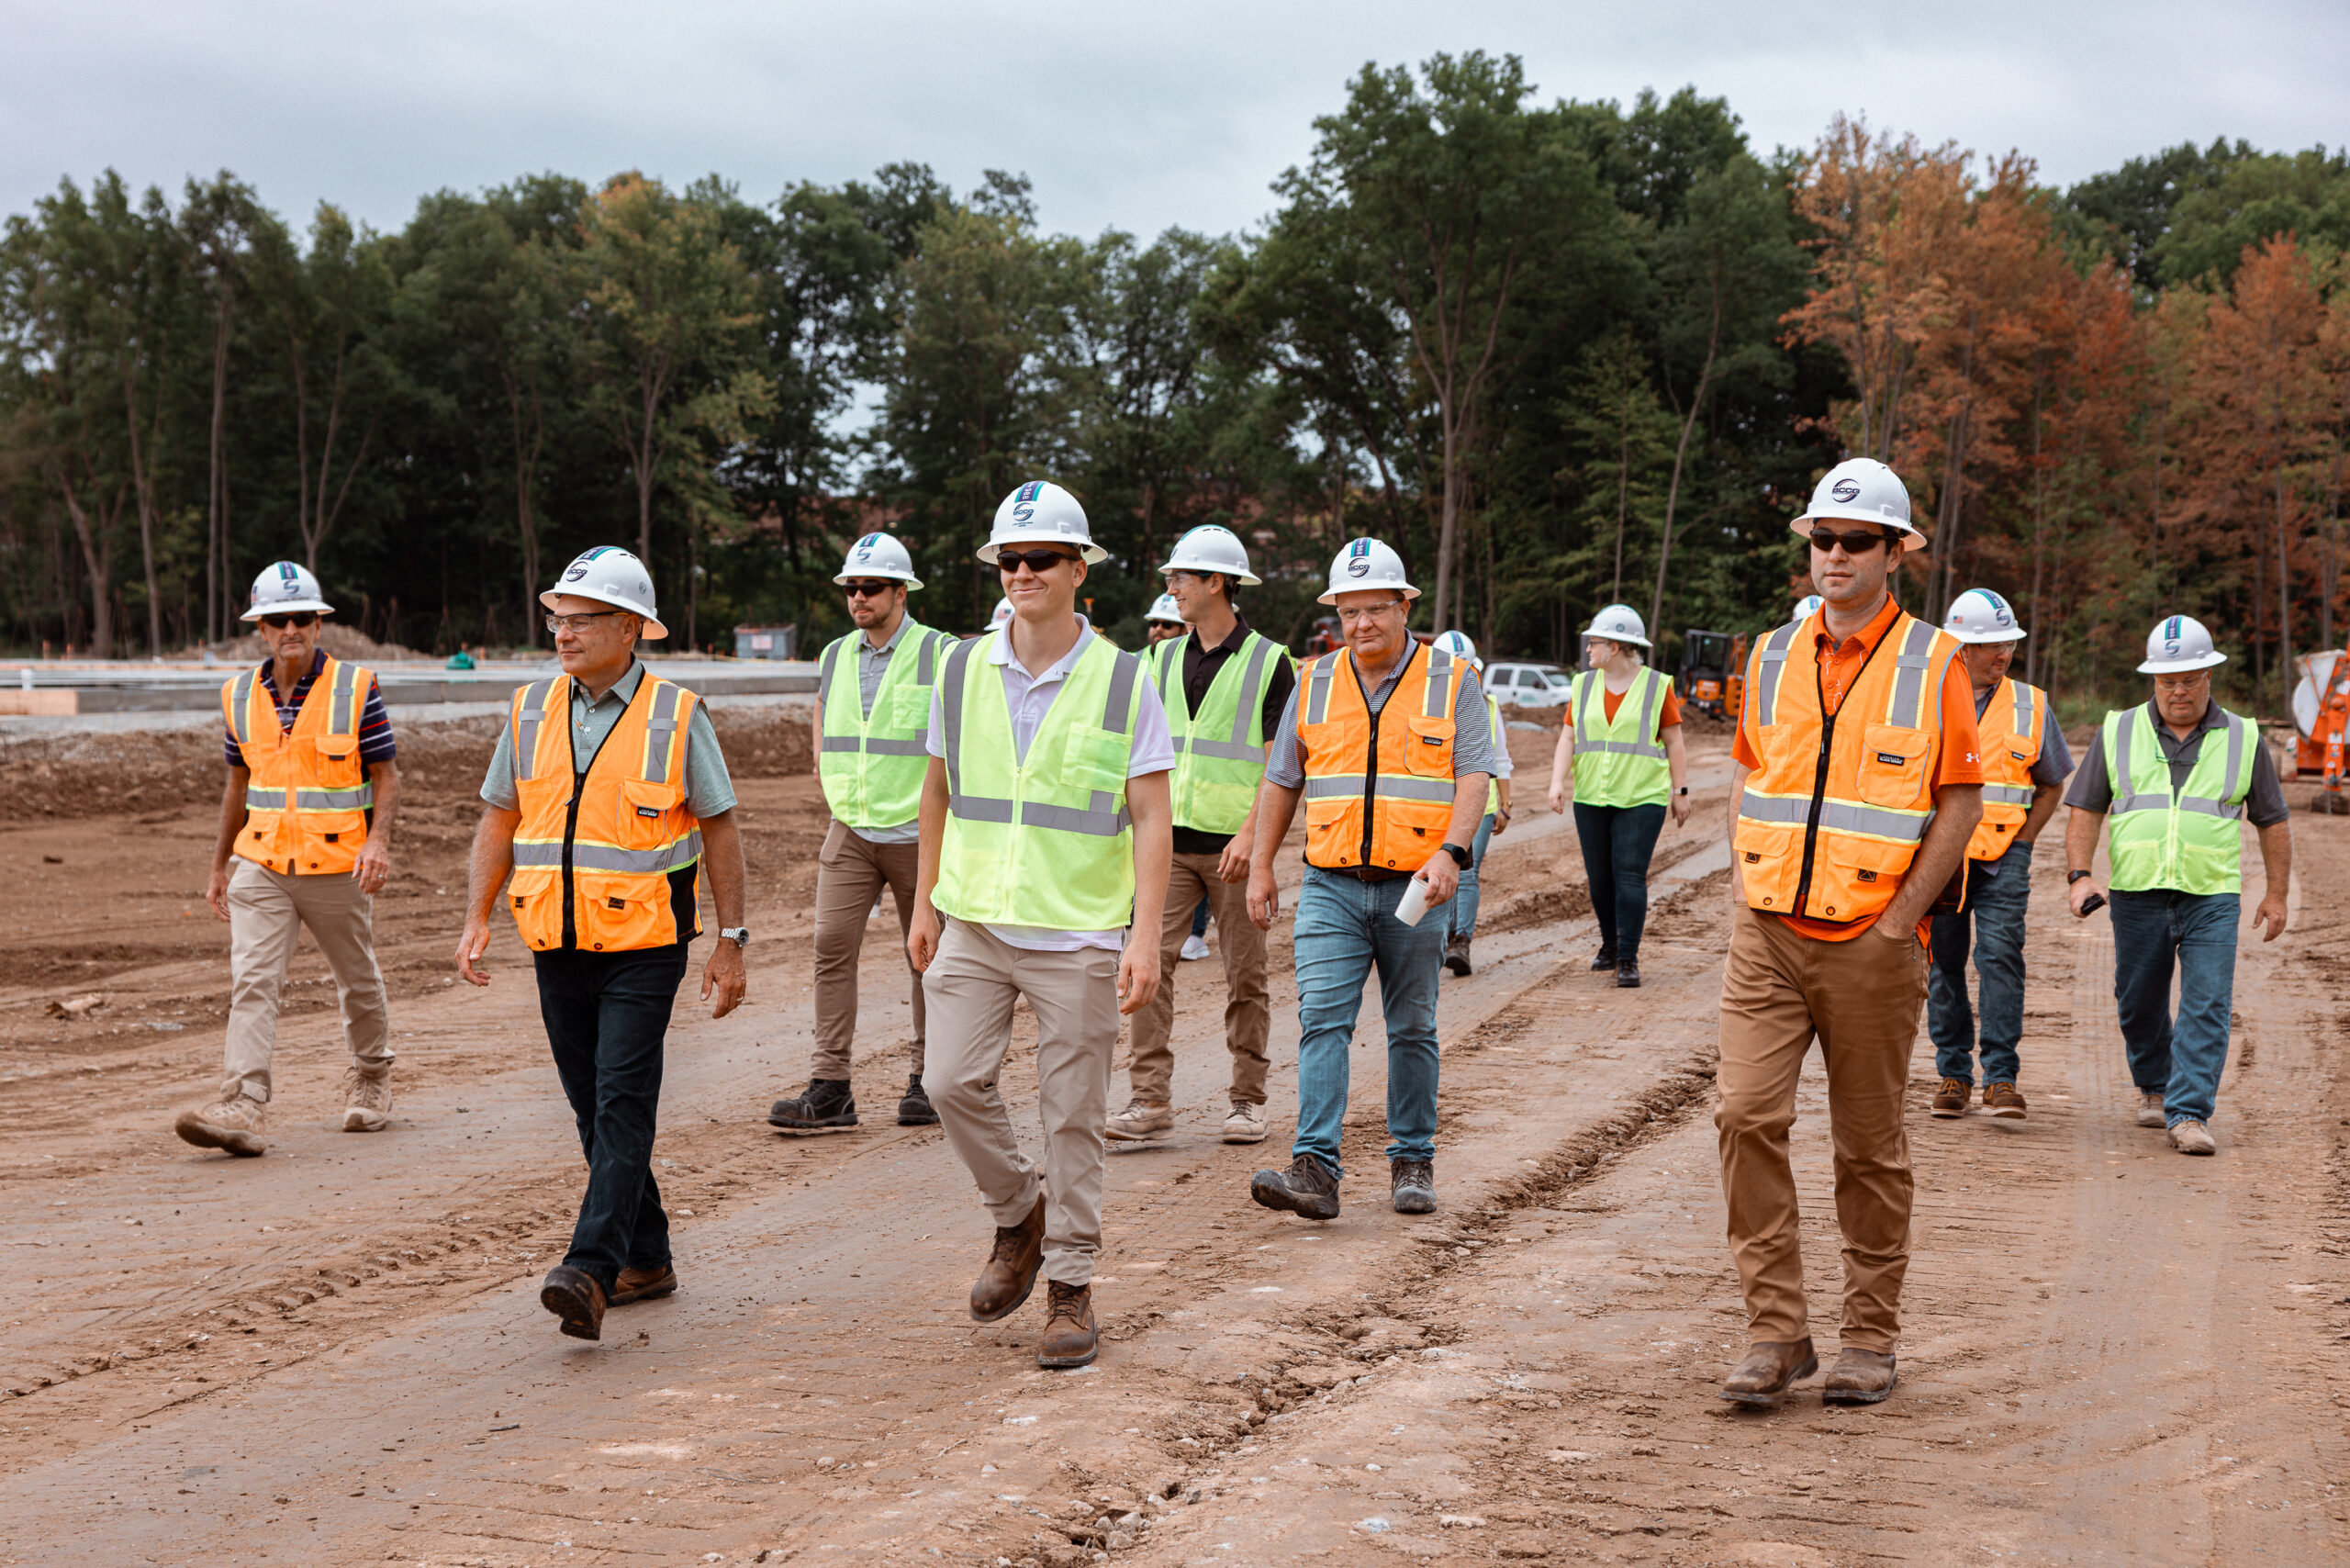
[0,708,2344,1568]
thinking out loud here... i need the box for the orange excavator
[2292,649,2349,814]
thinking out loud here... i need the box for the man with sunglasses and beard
[1714,459,1983,1410]
[176,563,401,1156]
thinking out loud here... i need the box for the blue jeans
[1572,801,1667,958]
[1445,812,1496,946]
[1292,866,1445,1174]
[1190,896,1210,939]
[1928,841,2033,1084]
[2109,889,2239,1126]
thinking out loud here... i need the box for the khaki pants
[921,919,1118,1286]
[1715,904,1926,1352]
[811,821,925,1081]
[1125,849,1271,1108]
[222,857,392,1103]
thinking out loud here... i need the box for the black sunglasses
[842,579,900,598]
[996,548,1079,574]
[1807,528,1895,554]
[259,611,319,629]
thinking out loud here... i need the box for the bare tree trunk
[1649,291,1720,642]
[58,466,118,659]
[121,366,164,656]
[1610,428,1628,603]
[207,286,232,642]
[2276,459,2295,712]
[506,371,545,648]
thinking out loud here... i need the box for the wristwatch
[2066,870,2093,885]
[1675,787,1689,796]
[1439,842,1472,869]
[720,926,751,948]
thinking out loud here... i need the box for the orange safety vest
[1735,610,1962,926]
[1294,640,1464,871]
[1965,676,2044,862]
[223,655,375,876]
[506,672,704,953]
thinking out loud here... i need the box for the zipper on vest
[561,680,628,951]
[1793,622,1895,922]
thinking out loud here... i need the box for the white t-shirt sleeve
[1125,672,1177,778]
[925,682,946,760]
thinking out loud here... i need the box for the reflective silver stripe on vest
[1422,644,1452,719]
[641,679,684,784]
[330,657,362,731]
[244,787,287,810]
[1304,655,1336,726]
[819,638,845,709]
[917,629,942,687]
[514,679,555,785]
[293,786,372,809]
[2116,708,2250,819]
[950,794,1016,824]
[1752,622,1800,724]
[510,834,704,873]
[1024,793,1132,836]
[511,842,565,868]
[1103,649,1141,735]
[1884,619,1940,724]
[1740,788,1930,843]
[1575,669,1668,757]
[1303,774,1366,800]
[2010,679,2033,749]
[1371,776,1460,804]
[1982,783,2035,806]
[940,636,983,801]
[228,670,257,749]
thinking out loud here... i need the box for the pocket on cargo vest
[1402,714,1456,778]
[889,685,932,732]
[576,872,682,952]
[620,778,685,844]
[1857,722,1931,809]
[1808,834,1919,923]
[1067,728,1131,796]
[506,865,564,951]
[1732,818,1801,913]
[309,732,361,770]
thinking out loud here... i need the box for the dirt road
[1,712,2344,1567]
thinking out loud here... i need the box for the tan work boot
[2168,1118,2216,1155]
[1983,1082,2027,1119]
[970,1195,1046,1323]
[2136,1092,2166,1128]
[1821,1346,1897,1405]
[1718,1338,1818,1407]
[175,1094,267,1157]
[341,1063,393,1132]
[610,1263,677,1305]
[1036,1280,1099,1369]
[1930,1078,1972,1117]
[540,1265,606,1341]
[1222,1101,1269,1144]
[1103,1101,1173,1142]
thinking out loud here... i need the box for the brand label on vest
[1857,869,1877,882]
[1421,734,1444,746]
[1875,751,1909,767]
[635,805,661,818]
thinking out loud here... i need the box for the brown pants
[222,857,392,1103]
[811,821,925,1081]
[1125,849,1272,1108]
[1715,904,1927,1352]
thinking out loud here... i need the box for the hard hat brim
[540,586,666,639]
[1580,625,1652,649]
[1316,583,1420,606]
[832,568,923,590]
[1790,511,1923,539]
[239,599,335,621]
[980,537,1109,566]
[1947,626,2028,644]
[1158,556,1262,586]
[2137,651,2226,674]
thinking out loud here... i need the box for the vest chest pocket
[309,732,361,771]
[1857,723,1930,809]
[1402,714,1455,778]
[888,684,931,732]
[1064,727,1130,797]
[619,778,684,846]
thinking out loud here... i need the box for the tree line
[3,53,2345,715]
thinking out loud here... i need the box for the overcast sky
[6,1,2345,241]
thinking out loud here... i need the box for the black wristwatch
[2066,870,2093,885]
[1439,842,1472,869]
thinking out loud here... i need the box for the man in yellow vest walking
[2064,614,2291,1156]
[1716,459,1983,1408]
[456,546,749,1340]
[1927,589,2072,1121]
[770,532,954,1133]
[908,481,1173,1371]
[1107,526,1294,1147]
[176,563,402,1157]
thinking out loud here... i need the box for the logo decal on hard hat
[1345,541,1371,577]
[1012,480,1044,523]
[1831,477,1860,503]
[853,534,876,562]
[278,563,298,585]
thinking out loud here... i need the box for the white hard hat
[543,545,666,639]
[1159,524,1260,586]
[1582,603,1652,649]
[1943,588,2027,644]
[981,480,1106,566]
[1792,457,1919,539]
[1146,593,1185,626]
[1431,629,1482,671]
[1792,594,1824,621]
[1317,538,1418,605]
[241,561,334,621]
[835,532,923,589]
[990,597,1014,628]
[2138,613,2227,675]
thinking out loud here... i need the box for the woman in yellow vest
[1542,604,1687,988]
[455,547,749,1342]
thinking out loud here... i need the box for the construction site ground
[1,705,2345,1567]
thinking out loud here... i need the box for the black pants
[1572,801,1667,959]
[535,942,691,1296]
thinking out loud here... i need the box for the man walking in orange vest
[456,547,749,1341]
[175,563,402,1158]
[1717,460,1983,1407]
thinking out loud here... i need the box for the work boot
[1718,1338,1818,1407]
[610,1263,677,1305]
[1036,1281,1100,1369]
[896,1072,939,1127]
[1180,933,1212,962]
[2136,1092,2166,1129]
[1930,1078,1972,1118]
[2168,1118,2217,1156]
[768,1078,857,1134]
[1821,1347,1897,1405]
[1591,946,1618,972]
[1391,1157,1437,1215]
[1222,1101,1270,1145]
[1103,1100,1174,1142]
[1616,957,1642,988]
[341,1063,393,1132]
[1249,1151,1340,1221]
[541,1264,606,1341]
[1983,1082,2027,1119]
[970,1195,1046,1323]
[1443,935,1472,977]
[175,1093,267,1158]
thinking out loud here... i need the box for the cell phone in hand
[2077,891,2106,917]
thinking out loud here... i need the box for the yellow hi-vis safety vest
[506,673,704,952]
[224,655,375,876]
[1483,692,1504,817]
[932,631,1145,931]
[1568,665,1672,808]
[818,619,954,830]
[2102,702,2255,895]
[1151,628,1279,835]
[1966,677,2045,862]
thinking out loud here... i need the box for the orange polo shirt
[1733,594,1983,940]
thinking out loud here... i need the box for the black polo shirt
[1168,613,1296,857]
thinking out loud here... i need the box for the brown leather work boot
[969,1195,1046,1323]
[610,1263,677,1305]
[1930,1078,1972,1118]
[1983,1082,2027,1119]
[1036,1280,1099,1369]
[541,1265,606,1341]
[1822,1346,1897,1405]
[1718,1338,1818,1407]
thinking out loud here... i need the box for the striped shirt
[223,650,397,767]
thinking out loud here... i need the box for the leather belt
[1321,865,1411,884]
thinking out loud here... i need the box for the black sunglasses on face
[842,580,899,598]
[1807,528,1894,554]
[997,548,1078,575]
[259,612,319,629]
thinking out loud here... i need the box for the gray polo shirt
[2063,699,2288,829]
[1264,644,1498,788]
[478,660,736,816]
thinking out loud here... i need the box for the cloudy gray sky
[6,1,2345,240]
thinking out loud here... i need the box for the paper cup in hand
[1393,875,1433,927]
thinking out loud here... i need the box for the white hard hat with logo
[1159,524,1261,586]
[543,545,666,639]
[1317,538,1418,605]
[2138,613,2227,674]
[1582,603,1652,649]
[989,597,1014,628]
[1793,458,1920,539]
[835,532,923,589]
[241,561,334,621]
[1431,629,1482,671]
[1146,593,1185,626]
[1792,594,1824,622]
[981,480,1107,565]
[1943,588,2027,644]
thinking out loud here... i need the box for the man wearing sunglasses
[770,532,957,1136]
[1715,458,1983,1410]
[176,562,401,1158]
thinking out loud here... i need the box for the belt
[1317,865,1411,884]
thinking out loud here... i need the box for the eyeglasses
[544,610,630,634]
[842,580,899,598]
[1335,599,1406,625]
[258,612,318,630]
[996,548,1078,575]
[1807,528,1894,554]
